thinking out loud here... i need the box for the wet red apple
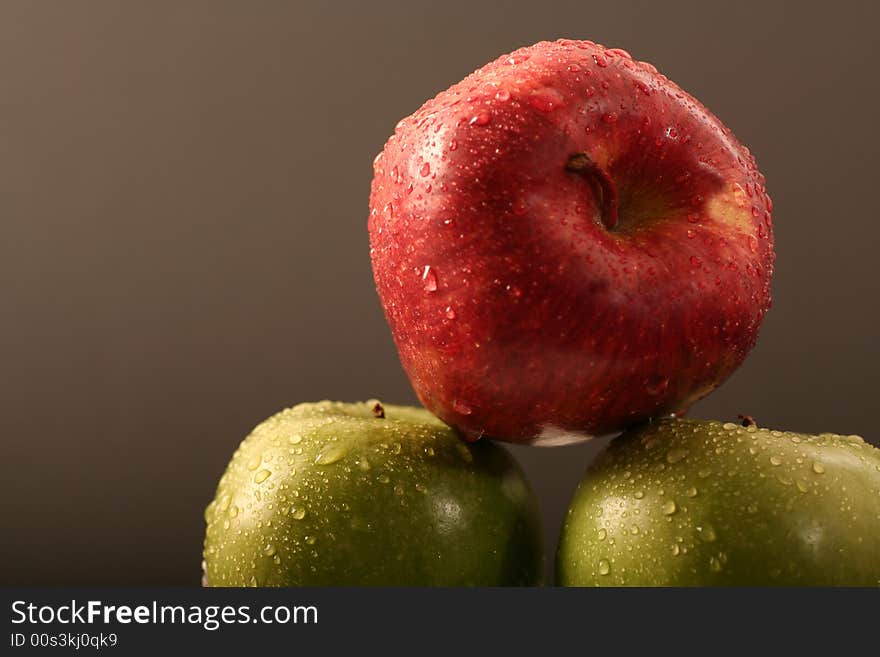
[369,39,774,444]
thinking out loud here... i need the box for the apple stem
[566,153,619,230]
[372,402,386,419]
[738,414,756,427]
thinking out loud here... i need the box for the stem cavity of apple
[566,152,619,231]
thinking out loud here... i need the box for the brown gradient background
[1,1,878,585]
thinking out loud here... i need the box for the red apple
[368,39,774,444]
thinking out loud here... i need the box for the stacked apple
[203,40,880,586]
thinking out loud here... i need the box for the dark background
[2,1,878,585]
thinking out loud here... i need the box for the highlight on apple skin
[556,418,880,586]
[369,39,775,444]
[202,401,543,587]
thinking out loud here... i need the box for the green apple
[203,401,542,586]
[557,418,880,586]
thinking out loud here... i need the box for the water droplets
[527,91,561,113]
[419,161,431,177]
[812,461,826,474]
[645,377,669,396]
[455,442,474,463]
[469,111,491,126]
[598,559,611,575]
[452,399,473,416]
[666,448,688,464]
[421,265,438,292]
[254,469,271,484]
[661,500,677,515]
[315,443,347,466]
[697,524,717,542]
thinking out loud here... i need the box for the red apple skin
[369,39,774,445]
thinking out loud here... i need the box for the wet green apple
[557,418,880,586]
[203,401,542,586]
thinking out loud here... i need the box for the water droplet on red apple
[495,89,511,101]
[686,229,696,239]
[690,256,702,267]
[445,306,456,320]
[449,139,458,151]
[645,377,670,396]
[421,266,438,292]
[419,162,431,177]
[687,214,700,224]
[748,236,759,253]
[452,399,473,416]
[592,53,609,67]
[602,112,618,124]
[469,111,491,126]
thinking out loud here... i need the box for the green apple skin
[204,401,542,586]
[557,418,880,586]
